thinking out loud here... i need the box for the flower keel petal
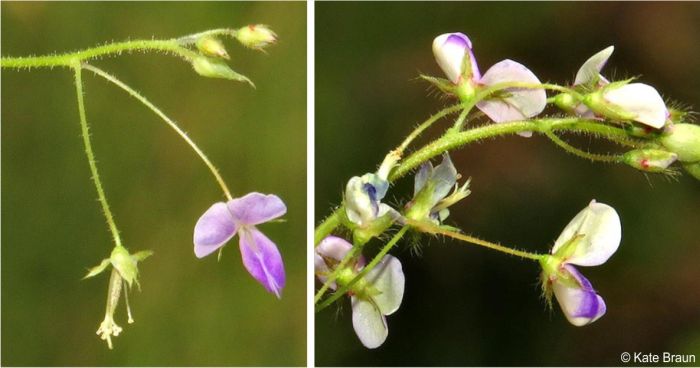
[239,227,286,298]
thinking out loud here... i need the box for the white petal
[552,200,621,266]
[365,254,405,315]
[351,296,388,349]
[604,83,668,128]
[574,46,614,86]
[477,59,547,122]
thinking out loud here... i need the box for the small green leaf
[83,258,111,279]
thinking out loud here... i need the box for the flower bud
[622,148,677,173]
[235,24,277,50]
[196,36,229,59]
[191,56,254,87]
[553,93,578,114]
[432,32,478,84]
[660,123,700,162]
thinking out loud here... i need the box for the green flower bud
[235,24,277,50]
[622,148,678,173]
[582,84,636,122]
[191,56,254,87]
[195,36,229,59]
[682,161,700,181]
[660,123,700,162]
[553,92,578,114]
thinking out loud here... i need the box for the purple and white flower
[193,192,286,298]
[540,200,621,326]
[315,236,405,349]
[345,173,393,228]
[432,32,546,125]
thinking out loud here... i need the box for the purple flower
[432,32,547,126]
[540,200,621,326]
[315,236,405,349]
[193,192,286,298]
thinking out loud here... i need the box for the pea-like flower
[540,200,621,326]
[345,173,393,228]
[432,32,546,125]
[193,192,287,298]
[315,236,405,349]
[405,153,470,224]
[570,46,668,128]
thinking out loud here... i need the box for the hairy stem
[73,64,123,248]
[543,130,622,163]
[403,218,543,260]
[3,40,196,69]
[82,64,233,200]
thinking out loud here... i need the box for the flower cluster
[315,236,405,349]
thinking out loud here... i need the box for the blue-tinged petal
[239,227,285,298]
[193,202,238,258]
[552,264,606,326]
[227,192,287,226]
[430,153,458,205]
[432,33,475,84]
[351,296,388,349]
[414,162,433,196]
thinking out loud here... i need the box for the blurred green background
[316,2,699,366]
[2,2,305,366]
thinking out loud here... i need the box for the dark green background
[2,2,306,366]
[316,2,700,366]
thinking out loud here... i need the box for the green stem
[314,118,629,243]
[543,130,622,163]
[403,218,543,260]
[315,226,409,312]
[72,64,123,248]
[397,103,464,154]
[82,64,233,200]
[2,40,196,69]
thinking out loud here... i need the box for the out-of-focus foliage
[2,2,306,366]
[315,2,700,366]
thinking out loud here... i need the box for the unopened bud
[660,123,700,162]
[196,36,229,59]
[191,56,254,87]
[553,93,578,114]
[235,24,277,50]
[622,149,677,173]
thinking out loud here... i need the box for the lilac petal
[239,227,285,298]
[316,236,353,262]
[351,296,388,349]
[477,59,547,123]
[552,200,621,267]
[414,162,433,196]
[364,255,405,315]
[227,192,287,226]
[574,46,614,86]
[193,202,238,258]
[553,264,606,326]
[430,153,458,205]
[314,252,335,289]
